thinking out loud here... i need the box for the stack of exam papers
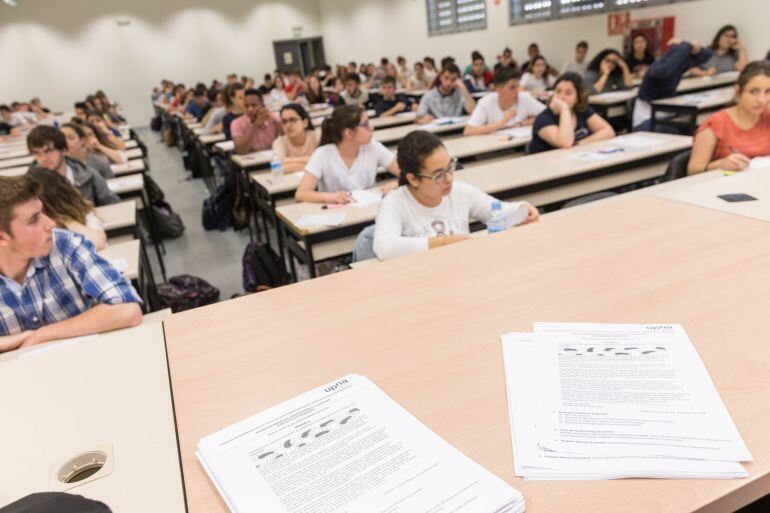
[501,323,752,480]
[198,374,525,513]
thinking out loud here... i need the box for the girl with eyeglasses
[372,131,538,261]
[272,104,319,173]
[295,105,399,204]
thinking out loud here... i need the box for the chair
[561,191,618,209]
[662,150,692,182]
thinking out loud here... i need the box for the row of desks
[3,169,768,513]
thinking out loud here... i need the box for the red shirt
[696,109,770,160]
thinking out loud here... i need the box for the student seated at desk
[625,34,656,80]
[464,51,493,93]
[27,168,107,250]
[407,62,430,91]
[87,114,126,151]
[0,176,141,353]
[202,90,226,135]
[0,104,30,130]
[340,73,370,108]
[79,122,127,165]
[61,123,114,179]
[305,75,327,105]
[185,85,210,123]
[562,41,589,77]
[520,56,556,95]
[231,89,282,155]
[371,131,538,261]
[633,39,712,132]
[27,126,120,206]
[690,25,748,76]
[528,73,615,154]
[222,83,245,140]
[374,77,415,117]
[584,49,633,94]
[327,77,346,107]
[463,67,545,136]
[416,63,476,125]
[423,56,439,83]
[295,105,399,204]
[272,104,319,173]
[688,61,770,174]
[268,76,290,107]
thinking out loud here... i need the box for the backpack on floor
[150,116,162,132]
[202,184,231,231]
[0,493,112,513]
[242,242,290,292]
[152,201,185,239]
[157,274,220,312]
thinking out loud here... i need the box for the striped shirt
[0,229,141,336]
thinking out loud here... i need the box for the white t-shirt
[467,92,546,128]
[373,181,525,260]
[305,141,395,193]
[520,73,555,93]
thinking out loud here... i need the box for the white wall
[319,0,768,76]
[0,0,322,125]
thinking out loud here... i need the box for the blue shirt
[0,229,142,336]
[186,101,207,122]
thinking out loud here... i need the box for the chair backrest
[561,191,618,209]
[663,150,692,182]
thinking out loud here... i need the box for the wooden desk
[125,139,138,149]
[677,71,739,94]
[374,116,468,146]
[0,147,29,160]
[110,158,145,177]
[274,132,689,276]
[165,194,770,513]
[370,112,417,129]
[651,86,734,133]
[655,170,770,222]
[99,238,140,280]
[0,165,27,177]
[107,173,144,197]
[0,154,33,170]
[96,200,137,239]
[0,323,186,512]
[125,147,143,160]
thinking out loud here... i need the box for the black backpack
[157,274,220,312]
[202,184,231,231]
[242,242,291,292]
[152,201,185,239]
[0,493,111,513]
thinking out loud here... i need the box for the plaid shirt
[0,229,142,336]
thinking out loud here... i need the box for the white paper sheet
[501,333,747,480]
[349,189,382,208]
[533,323,752,462]
[749,156,770,170]
[198,374,525,513]
[613,135,667,150]
[296,212,346,228]
[109,257,128,271]
[497,126,533,140]
[566,152,615,162]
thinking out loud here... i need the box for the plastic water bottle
[487,200,507,235]
[270,155,284,185]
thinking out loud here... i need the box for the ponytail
[320,105,363,146]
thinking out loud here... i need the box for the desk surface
[96,200,137,231]
[125,147,143,160]
[107,173,144,195]
[655,170,770,222]
[374,116,468,145]
[652,86,735,108]
[677,71,739,93]
[110,158,145,176]
[0,154,33,170]
[166,194,770,513]
[99,238,140,280]
[370,112,417,129]
[0,323,186,513]
[0,165,28,177]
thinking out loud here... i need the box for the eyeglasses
[281,117,301,125]
[415,158,458,183]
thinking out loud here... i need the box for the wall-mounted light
[3,0,18,6]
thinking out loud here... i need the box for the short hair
[396,131,445,186]
[27,125,67,153]
[244,88,262,100]
[380,57,389,65]
[442,63,461,76]
[264,73,272,80]
[193,84,207,97]
[348,61,357,67]
[471,50,483,62]
[493,66,522,86]
[440,56,455,69]
[0,175,41,234]
[381,76,397,87]
[344,72,361,84]
[577,41,588,50]
[737,60,770,92]
[0,104,10,113]
[74,101,89,111]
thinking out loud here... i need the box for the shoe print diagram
[253,407,361,468]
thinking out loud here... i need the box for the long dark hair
[280,103,314,131]
[625,33,654,63]
[736,60,770,92]
[711,25,738,56]
[27,167,94,226]
[553,73,589,113]
[396,131,444,186]
[587,49,624,79]
[320,105,363,146]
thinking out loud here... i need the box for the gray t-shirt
[86,152,114,179]
[584,70,630,94]
[701,52,738,74]
[417,88,465,118]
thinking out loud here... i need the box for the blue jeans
[352,225,376,262]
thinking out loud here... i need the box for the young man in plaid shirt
[0,175,142,352]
